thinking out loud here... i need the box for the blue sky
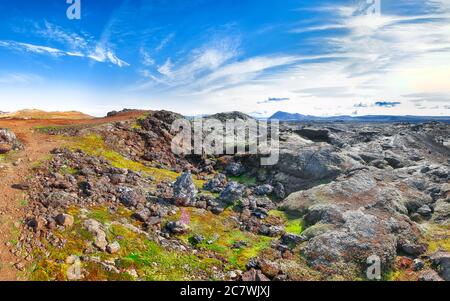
[0,0,449,116]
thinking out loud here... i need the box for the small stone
[55,213,74,227]
[166,221,190,234]
[412,259,425,272]
[106,241,121,254]
[241,269,270,282]
[417,205,432,217]
[127,269,139,279]
[11,183,30,191]
[401,243,427,256]
[259,259,280,278]
[66,255,79,265]
[14,262,25,271]
[191,234,204,245]
[132,208,151,222]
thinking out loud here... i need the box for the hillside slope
[0,109,93,120]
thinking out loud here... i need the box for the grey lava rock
[430,251,450,281]
[83,219,108,251]
[254,184,274,196]
[0,128,23,154]
[203,173,227,193]
[166,221,190,234]
[106,241,121,254]
[118,188,143,208]
[173,172,197,205]
[225,162,244,176]
[220,182,245,204]
[55,213,74,227]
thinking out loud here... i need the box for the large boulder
[430,251,450,281]
[433,199,450,225]
[220,182,245,204]
[294,127,331,142]
[0,128,22,154]
[173,171,197,205]
[281,170,377,215]
[302,209,397,277]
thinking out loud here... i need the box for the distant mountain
[269,111,450,123]
[270,111,305,121]
[0,109,93,120]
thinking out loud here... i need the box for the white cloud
[134,37,241,89]
[0,22,129,68]
[155,32,175,52]
[88,46,130,67]
[157,0,450,117]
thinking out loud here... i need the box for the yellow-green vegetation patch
[31,205,219,281]
[423,224,450,253]
[0,150,17,163]
[131,113,149,130]
[119,240,220,281]
[69,134,204,188]
[166,208,273,270]
[268,210,304,235]
[61,165,79,175]
[32,154,54,170]
[34,124,88,133]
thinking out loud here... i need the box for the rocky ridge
[3,111,450,281]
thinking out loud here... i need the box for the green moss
[34,125,63,132]
[424,224,450,253]
[286,219,304,235]
[61,165,79,175]
[30,205,220,281]
[123,241,219,281]
[229,175,257,186]
[269,210,304,235]
[87,208,113,224]
[0,150,17,163]
[166,208,273,270]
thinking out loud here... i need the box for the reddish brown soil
[0,111,146,280]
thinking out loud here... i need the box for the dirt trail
[0,123,62,280]
[0,112,144,280]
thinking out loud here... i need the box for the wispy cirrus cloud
[0,21,129,67]
[133,37,241,90]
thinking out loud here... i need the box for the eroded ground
[0,111,449,281]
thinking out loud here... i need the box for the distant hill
[269,111,450,123]
[270,111,306,121]
[0,109,93,120]
[208,111,254,122]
